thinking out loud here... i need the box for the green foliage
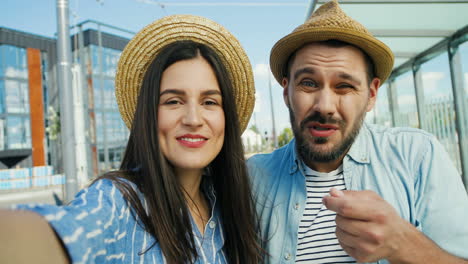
[277,127,293,147]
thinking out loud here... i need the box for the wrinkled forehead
[290,43,368,74]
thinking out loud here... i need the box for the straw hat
[115,15,255,132]
[270,0,394,84]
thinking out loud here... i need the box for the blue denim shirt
[14,179,227,264]
[247,123,468,263]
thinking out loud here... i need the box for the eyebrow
[338,72,362,86]
[293,67,315,81]
[159,89,222,97]
[293,67,362,86]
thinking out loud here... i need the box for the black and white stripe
[295,164,355,263]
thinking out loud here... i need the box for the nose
[312,87,336,116]
[181,103,203,127]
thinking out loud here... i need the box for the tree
[277,127,293,147]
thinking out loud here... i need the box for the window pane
[0,80,5,113]
[95,111,103,146]
[7,116,30,149]
[93,78,102,110]
[0,45,28,79]
[20,82,29,112]
[392,72,419,128]
[104,79,115,109]
[418,52,461,172]
[374,83,392,127]
[5,79,20,113]
[0,118,5,150]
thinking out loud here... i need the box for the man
[247,1,468,263]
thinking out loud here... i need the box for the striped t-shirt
[295,163,355,263]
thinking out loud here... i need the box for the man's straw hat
[115,15,255,132]
[270,0,394,84]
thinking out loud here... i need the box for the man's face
[282,43,380,172]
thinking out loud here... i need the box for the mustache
[299,112,344,131]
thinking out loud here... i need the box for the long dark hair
[99,40,262,263]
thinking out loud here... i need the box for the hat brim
[270,27,394,85]
[115,15,255,132]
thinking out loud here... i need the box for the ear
[366,77,381,112]
[282,77,290,108]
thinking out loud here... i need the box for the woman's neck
[176,168,210,235]
[176,168,203,199]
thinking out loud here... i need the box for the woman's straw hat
[115,15,255,132]
[270,0,394,84]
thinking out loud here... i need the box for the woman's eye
[204,100,219,106]
[164,99,181,105]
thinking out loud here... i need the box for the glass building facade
[0,45,31,151]
[0,25,130,182]
[88,45,129,172]
[71,25,130,176]
[0,27,54,171]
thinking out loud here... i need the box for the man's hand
[323,188,468,264]
[322,188,410,262]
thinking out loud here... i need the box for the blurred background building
[0,21,131,197]
[0,0,468,203]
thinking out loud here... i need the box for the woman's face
[158,56,225,175]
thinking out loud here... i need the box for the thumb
[330,187,345,197]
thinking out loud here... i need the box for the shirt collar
[346,122,370,164]
[291,122,371,172]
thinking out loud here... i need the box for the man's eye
[300,80,316,87]
[337,83,355,89]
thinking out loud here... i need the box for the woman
[1,15,262,263]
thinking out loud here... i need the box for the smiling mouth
[178,137,206,142]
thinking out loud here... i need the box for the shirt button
[294,203,299,210]
[284,252,291,260]
[209,221,216,229]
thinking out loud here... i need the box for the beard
[289,106,367,165]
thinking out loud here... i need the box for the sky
[1,0,314,138]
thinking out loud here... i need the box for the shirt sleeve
[414,136,468,259]
[14,179,133,263]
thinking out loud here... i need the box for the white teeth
[180,137,205,142]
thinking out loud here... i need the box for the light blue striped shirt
[14,179,227,264]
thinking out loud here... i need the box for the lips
[308,122,338,138]
[176,134,208,148]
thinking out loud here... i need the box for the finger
[329,187,345,197]
[336,215,384,245]
[335,214,368,236]
[335,225,360,248]
[323,190,382,220]
[336,226,380,263]
[339,243,358,262]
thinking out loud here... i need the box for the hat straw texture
[270,0,394,84]
[115,15,255,132]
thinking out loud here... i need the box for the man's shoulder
[247,140,294,168]
[362,123,442,165]
[365,123,437,145]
